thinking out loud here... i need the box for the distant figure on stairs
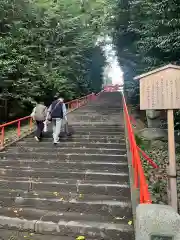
[31,101,48,142]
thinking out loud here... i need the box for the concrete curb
[0,215,134,238]
[122,92,137,231]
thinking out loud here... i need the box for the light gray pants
[52,118,62,143]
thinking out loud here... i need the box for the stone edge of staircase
[123,103,137,232]
[0,215,134,237]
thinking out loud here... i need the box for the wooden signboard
[134,64,180,212]
[134,64,180,110]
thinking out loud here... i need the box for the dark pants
[36,121,44,139]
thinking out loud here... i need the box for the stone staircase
[0,92,134,239]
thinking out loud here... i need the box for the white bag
[43,121,48,132]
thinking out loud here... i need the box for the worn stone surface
[146,110,161,128]
[136,204,180,240]
[0,92,134,239]
[138,128,167,140]
[0,229,75,240]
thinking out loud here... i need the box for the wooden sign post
[134,64,180,212]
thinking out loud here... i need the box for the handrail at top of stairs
[0,92,97,148]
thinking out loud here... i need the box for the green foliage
[110,0,180,105]
[0,0,111,119]
[135,133,151,151]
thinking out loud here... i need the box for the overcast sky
[102,37,123,85]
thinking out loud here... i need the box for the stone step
[0,208,132,229]
[0,152,127,161]
[16,141,125,149]
[0,229,74,240]
[59,123,123,129]
[67,124,123,128]
[68,118,122,122]
[44,131,125,136]
[0,197,132,221]
[0,178,130,195]
[0,214,134,239]
[71,111,122,114]
[66,121,123,125]
[70,108,122,111]
[64,127,125,132]
[0,168,129,181]
[22,137,124,143]
[71,112,122,115]
[26,134,125,140]
[68,114,121,118]
[74,111,123,114]
[70,117,123,120]
[0,188,130,202]
[67,121,123,125]
[5,146,126,155]
[68,110,121,113]
[65,124,123,127]
[71,111,122,113]
[0,160,128,172]
[68,131,124,135]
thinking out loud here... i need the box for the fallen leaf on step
[128,220,132,225]
[60,197,64,201]
[53,192,59,196]
[79,194,83,198]
[76,236,85,240]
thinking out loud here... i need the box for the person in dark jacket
[46,96,64,144]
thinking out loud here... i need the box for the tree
[111,0,180,76]
[0,0,112,120]
[110,0,180,104]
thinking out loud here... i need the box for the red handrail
[122,93,152,204]
[0,92,96,148]
[129,115,158,169]
[137,146,158,169]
